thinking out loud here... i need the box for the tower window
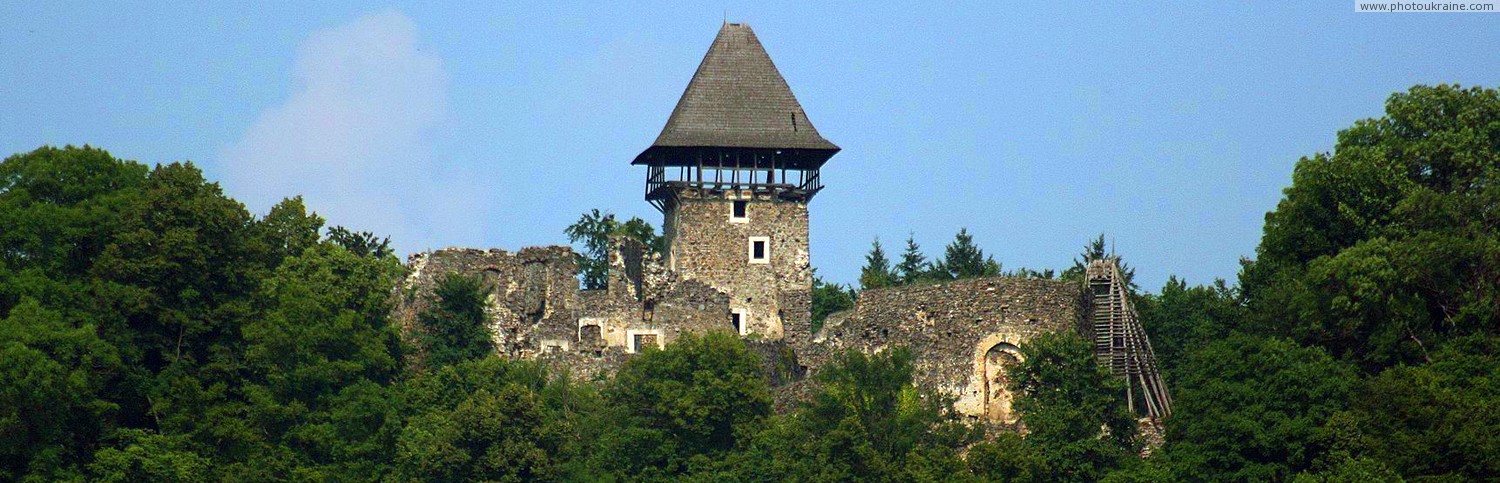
[730,200,748,222]
[748,236,770,264]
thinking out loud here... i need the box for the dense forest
[2,84,1497,482]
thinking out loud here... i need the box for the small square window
[748,236,770,264]
[627,330,663,353]
[730,200,748,222]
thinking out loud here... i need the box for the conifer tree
[858,238,897,290]
[933,228,1000,280]
[895,235,931,284]
[1061,233,1135,290]
[417,273,495,368]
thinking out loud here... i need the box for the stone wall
[394,239,736,366]
[663,188,812,340]
[810,276,1087,422]
[391,244,1097,425]
[393,247,583,358]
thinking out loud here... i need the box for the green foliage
[1134,276,1242,380]
[0,145,148,312]
[392,357,592,482]
[810,275,855,333]
[232,241,406,479]
[932,227,1001,280]
[1243,84,1500,370]
[1332,335,1500,480]
[731,347,972,482]
[1163,334,1358,481]
[1011,331,1138,482]
[895,234,933,284]
[255,196,324,262]
[886,229,1007,286]
[806,348,958,462]
[594,332,771,478]
[0,299,120,481]
[0,146,411,480]
[1290,455,1402,483]
[564,209,664,290]
[417,273,495,368]
[325,225,393,259]
[1060,233,1136,290]
[859,238,898,290]
[967,433,1044,482]
[87,429,211,483]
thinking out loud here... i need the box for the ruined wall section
[615,237,737,348]
[390,238,796,387]
[663,189,812,340]
[394,247,583,358]
[810,277,1087,421]
[395,239,740,359]
[576,239,646,350]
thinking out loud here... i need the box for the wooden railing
[644,166,823,210]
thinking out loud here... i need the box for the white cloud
[220,10,481,255]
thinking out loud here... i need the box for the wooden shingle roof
[633,22,839,167]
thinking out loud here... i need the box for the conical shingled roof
[633,23,839,166]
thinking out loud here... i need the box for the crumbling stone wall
[663,189,812,340]
[393,247,583,358]
[810,276,1087,422]
[648,279,735,337]
[393,239,736,367]
[391,232,1100,425]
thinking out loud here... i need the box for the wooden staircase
[1086,258,1172,418]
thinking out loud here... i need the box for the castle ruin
[391,22,1170,423]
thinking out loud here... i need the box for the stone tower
[632,22,839,341]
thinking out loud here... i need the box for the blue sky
[3,2,1496,292]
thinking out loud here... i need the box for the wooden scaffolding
[1086,258,1172,418]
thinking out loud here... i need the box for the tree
[0,146,147,479]
[730,348,971,481]
[858,238,897,290]
[563,209,663,290]
[417,274,495,368]
[325,226,393,259]
[1007,267,1056,279]
[810,275,856,333]
[0,299,121,481]
[932,228,1000,280]
[255,196,324,263]
[1134,276,1242,380]
[0,146,148,313]
[1162,334,1358,481]
[393,357,592,482]
[1011,331,1138,482]
[233,240,406,479]
[1333,335,1500,480]
[86,429,211,482]
[593,333,771,479]
[1060,233,1136,290]
[1241,84,1500,370]
[91,160,265,375]
[967,433,1044,483]
[895,234,932,284]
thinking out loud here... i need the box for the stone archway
[983,342,1022,423]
